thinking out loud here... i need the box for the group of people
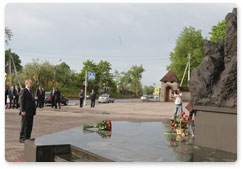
[79,89,96,108]
[16,79,63,143]
[5,85,21,109]
[16,79,94,143]
[51,87,61,109]
[36,85,45,108]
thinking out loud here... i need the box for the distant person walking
[79,89,84,108]
[51,87,56,108]
[13,85,20,109]
[172,88,183,121]
[36,85,44,108]
[90,89,96,108]
[5,88,9,106]
[8,86,14,109]
[41,87,45,107]
[19,79,36,143]
[55,88,61,109]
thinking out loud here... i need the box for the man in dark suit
[55,88,61,109]
[13,85,20,108]
[36,85,44,108]
[19,79,36,143]
[51,87,56,108]
[8,86,14,108]
[90,89,96,108]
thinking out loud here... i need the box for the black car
[44,92,69,105]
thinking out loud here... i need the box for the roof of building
[160,70,180,82]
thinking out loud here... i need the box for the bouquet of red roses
[83,120,112,131]
[169,111,189,137]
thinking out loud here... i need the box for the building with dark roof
[160,70,191,102]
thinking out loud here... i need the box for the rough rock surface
[190,8,237,108]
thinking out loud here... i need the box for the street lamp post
[54,66,57,87]
[53,58,61,87]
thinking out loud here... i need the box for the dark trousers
[91,99,95,108]
[51,98,55,108]
[55,99,61,109]
[37,98,42,108]
[9,98,13,108]
[14,97,19,108]
[80,98,84,107]
[20,115,34,140]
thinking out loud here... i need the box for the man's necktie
[29,89,34,100]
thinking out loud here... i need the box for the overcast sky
[5,3,236,86]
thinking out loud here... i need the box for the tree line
[5,53,145,97]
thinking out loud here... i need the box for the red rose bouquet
[169,111,189,137]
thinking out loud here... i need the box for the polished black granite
[34,121,236,162]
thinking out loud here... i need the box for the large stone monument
[190,8,237,153]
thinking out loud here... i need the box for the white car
[98,94,115,103]
[141,95,149,102]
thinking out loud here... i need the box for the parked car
[98,94,115,103]
[140,95,149,102]
[44,92,69,105]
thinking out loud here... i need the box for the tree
[119,71,131,93]
[209,20,226,43]
[78,60,115,94]
[5,27,13,45]
[5,50,23,87]
[5,49,23,74]
[128,65,145,96]
[96,60,115,94]
[78,60,98,92]
[19,59,54,89]
[167,26,205,86]
[56,62,72,87]
[143,85,154,95]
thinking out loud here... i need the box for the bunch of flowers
[83,120,112,131]
[169,111,189,137]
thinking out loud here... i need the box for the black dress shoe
[19,139,25,143]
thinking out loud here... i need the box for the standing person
[36,85,44,108]
[8,86,14,109]
[14,85,20,108]
[51,87,56,108]
[90,89,96,108]
[19,79,36,143]
[55,88,61,109]
[5,88,9,106]
[41,87,45,108]
[79,89,84,108]
[172,88,183,121]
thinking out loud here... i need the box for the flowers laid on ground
[83,120,112,138]
[163,111,194,160]
[83,120,112,131]
[169,111,189,137]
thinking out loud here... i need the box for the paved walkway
[5,101,188,162]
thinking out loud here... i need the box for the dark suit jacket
[90,92,96,101]
[51,90,56,101]
[19,88,36,116]
[36,88,43,99]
